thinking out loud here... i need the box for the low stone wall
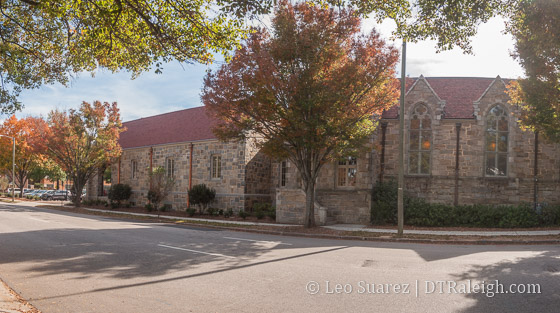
[316,189,371,224]
[276,188,367,225]
[276,188,323,224]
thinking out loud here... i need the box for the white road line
[157,244,236,259]
[223,236,292,246]
[26,216,48,223]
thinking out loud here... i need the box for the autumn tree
[507,0,560,142]
[1,0,515,113]
[41,101,124,206]
[203,1,399,227]
[0,116,48,197]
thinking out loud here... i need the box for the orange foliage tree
[203,1,399,227]
[0,116,48,197]
[41,101,124,206]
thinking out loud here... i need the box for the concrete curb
[169,221,560,245]
[0,277,40,313]
[15,202,560,245]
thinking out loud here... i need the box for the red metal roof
[119,77,513,148]
[119,106,217,149]
[382,77,512,119]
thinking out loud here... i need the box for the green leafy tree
[41,101,124,206]
[1,0,514,113]
[203,1,400,227]
[147,166,175,216]
[29,159,67,189]
[507,0,560,142]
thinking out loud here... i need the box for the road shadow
[450,250,560,313]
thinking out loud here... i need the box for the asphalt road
[0,203,558,313]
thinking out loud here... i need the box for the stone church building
[87,106,273,210]
[88,76,560,225]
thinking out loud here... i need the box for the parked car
[23,189,37,196]
[33,190,48,197]
[41,190,70,201]
[6,188,21,194]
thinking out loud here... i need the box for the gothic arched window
[485,105,508,176]
[409,104,431,174]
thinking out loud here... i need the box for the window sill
[405,174,431,178]
[483,175,509,180]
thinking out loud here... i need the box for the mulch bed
[66,204,278,223]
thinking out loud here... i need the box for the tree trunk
[72,179,84,207]
[304,179,316,228]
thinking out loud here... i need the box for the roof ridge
[124,106,205,124]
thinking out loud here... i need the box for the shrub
[188,184,216,213]
[371,180,558,228]
[207,207,216,216]
[370,180,404,225]
[145,203,154,212]
[255,209,265,219]
[253,203,276,220]
[238,210,249,219]
[186,208,196,217]
[224,208,234,218]
[147,166,175,212]
[110,201,120,209]
[218,209,224,216]
[108,184,132,207]
[161,203,172,212]
[267,208,276,220]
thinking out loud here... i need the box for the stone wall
[277,77,560,225]
[91,137,273,211]
[243,138,273,209]
[379,77,560,206]
[275,143,374,225]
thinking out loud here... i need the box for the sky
[17,16,523,122]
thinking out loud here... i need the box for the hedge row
[371,180,560,228]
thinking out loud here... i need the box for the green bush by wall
[371,180,560,228]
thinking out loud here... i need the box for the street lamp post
[0,135,15,202]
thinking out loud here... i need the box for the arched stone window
[485,105,508,176]
[409,104,432,174]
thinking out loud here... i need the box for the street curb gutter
[0,277,40,313]
[172,221,560,245]
[31,204,560,245]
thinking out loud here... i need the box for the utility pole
[397,40,406,236]
[0,135,16,202]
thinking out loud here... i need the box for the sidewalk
[11,200,560,237]
[323,224,560,237]
[0,278,38,313]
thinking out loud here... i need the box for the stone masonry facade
[107,138,272,211]
[274,76,560,225]
[87,77,560,225]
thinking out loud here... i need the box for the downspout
[149,147,153,189]
[118,157,121,184]
[188,143,193,208]
[379,121,388,183]
[454,123,462,206]
[534,131,539,209]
